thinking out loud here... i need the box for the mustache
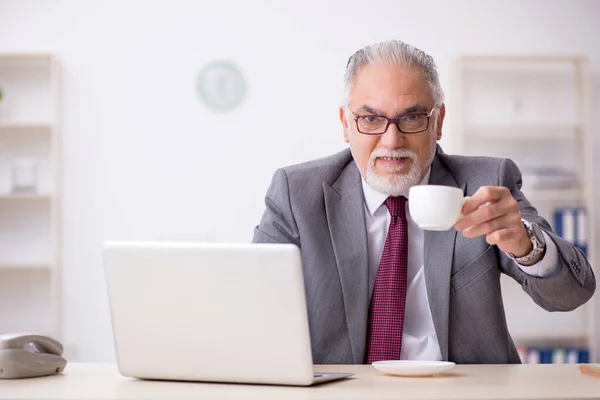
[369,148,418,163]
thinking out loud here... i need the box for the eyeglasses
[349,107,436,135]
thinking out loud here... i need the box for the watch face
[196,61,247,111]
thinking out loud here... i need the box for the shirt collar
[361,167,431,216]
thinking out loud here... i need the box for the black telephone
[0,333,67,379]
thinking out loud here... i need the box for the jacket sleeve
[252,168,301,246]
[498,158,596,311]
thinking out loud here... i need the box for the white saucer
[372,360,456,377]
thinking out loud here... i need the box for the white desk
[1,363,599,399]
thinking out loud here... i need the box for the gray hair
[342,40,445,108]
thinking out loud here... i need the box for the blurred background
[0,0,598,363]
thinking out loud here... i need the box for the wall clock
[196,60,247,111]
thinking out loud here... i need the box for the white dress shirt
[361,169,559,360]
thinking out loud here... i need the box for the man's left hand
[454,186,532,257]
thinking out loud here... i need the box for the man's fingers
[456,189,519,232]
[456,201,506,232]
[462,213,519,238]
[484,226,524,246]
[462,186,510,215]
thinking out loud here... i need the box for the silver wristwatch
[508,219,546,265]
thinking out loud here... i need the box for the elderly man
[252,40,595,364]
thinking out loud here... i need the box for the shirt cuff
[514,231,560,277]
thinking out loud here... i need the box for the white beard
[364,148,424,197]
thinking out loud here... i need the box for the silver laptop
[102,241,353,386]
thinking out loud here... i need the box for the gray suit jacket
[252,146,595,364]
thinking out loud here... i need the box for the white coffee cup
[408,185,469,231]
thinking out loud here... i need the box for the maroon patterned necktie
[366,196,408,363]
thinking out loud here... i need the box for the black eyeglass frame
[348,107,437,135]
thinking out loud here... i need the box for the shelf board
[511,332,590,347]
[0,54,54,67]
[464,124,581,139]
[459,56,584,74]
[0,263,53,271]
[460,55,586,63]
[0,194,53,200]
[0,121,54,130]
[521,188,583,203]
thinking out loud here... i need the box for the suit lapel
[324,162,369,364]
[423,154,465,361]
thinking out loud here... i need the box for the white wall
[0,0,599,361]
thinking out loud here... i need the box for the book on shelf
[517,346,589,364]
[553,207,588,256]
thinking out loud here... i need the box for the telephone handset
[0,333,67,379]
